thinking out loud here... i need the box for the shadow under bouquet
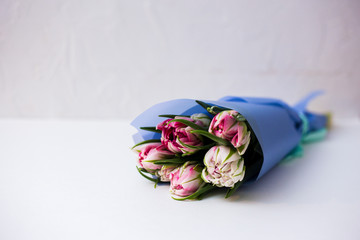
[131,91,329,200]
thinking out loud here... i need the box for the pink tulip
[209,110,251,155]
[157,114,209,155]
[169,163,204,198]
[133,142,175,174]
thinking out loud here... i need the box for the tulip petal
[225,172,245,198]
[202,146,245,188]
[171,183,215,201]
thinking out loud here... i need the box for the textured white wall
[0,0,359,119]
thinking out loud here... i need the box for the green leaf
[177,138,215,151]
[136,166,158,183]
[158,114,190,118]
[207,106,228,115]
[139,127,161,133]
[225,179,244,198]
[168,119,206,131]
[131,139,161,149]
[154,178,160,188]
[195,100,213,113]
[195,100,230,115]
[190,130,230,146]
[147,158,187,165]
[172,184,216,201]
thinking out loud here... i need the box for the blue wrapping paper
[131,92,327,180]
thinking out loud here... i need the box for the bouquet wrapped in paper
[131,91,329,200]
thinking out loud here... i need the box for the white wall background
[0,0,359,119]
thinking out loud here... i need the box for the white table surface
[0,119,359,240]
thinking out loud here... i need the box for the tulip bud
[155,165,177,182]
[169,163,204,198]
[202,146,245,188]
[157,115,206,155]
[190,113,211,127]
[209,110,251,155]
[133,142,175,174]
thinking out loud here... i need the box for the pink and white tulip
[202,146,245,188]
[155,165,177,182]
[157,114,210,155]
[169,163,204,198]
[209,110,251,155]
[133,142,175,174]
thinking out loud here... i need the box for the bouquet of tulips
[131,92,328,200]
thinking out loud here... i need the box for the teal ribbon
[281,113,327,163]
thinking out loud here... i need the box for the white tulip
[190,113,211,127]
[202,146,245,188]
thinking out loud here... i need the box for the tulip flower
[209,110,251,155]
[169,163,204,198]
[133,142,175,174]
[202,146,245,188]
[157,114,210,155]
[155,165,177,182]
[190,113,211,127]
